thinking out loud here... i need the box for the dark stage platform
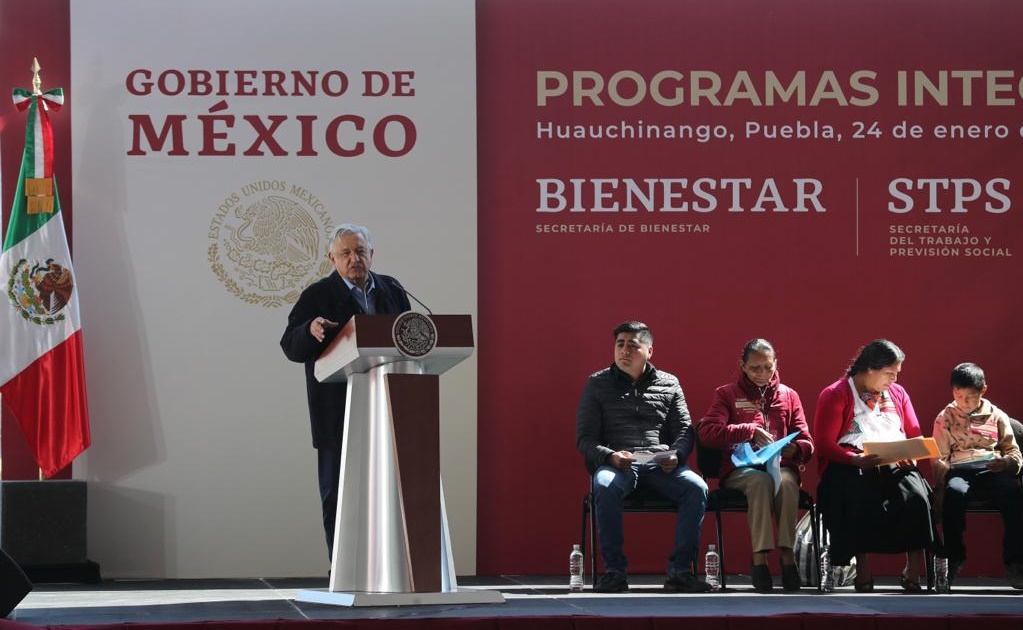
[6,574,1022,627]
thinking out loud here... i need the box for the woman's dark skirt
[817,462,936,566]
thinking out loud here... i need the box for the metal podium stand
[295,313,503,607]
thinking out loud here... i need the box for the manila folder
[862,436,940,465]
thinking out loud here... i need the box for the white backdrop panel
[70,0,477,578]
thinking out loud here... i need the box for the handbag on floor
[793,511,856,586]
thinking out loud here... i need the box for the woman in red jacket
[814,339,935,592]
[698,339,814,592]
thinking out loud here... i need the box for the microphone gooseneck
[395,280,433,315]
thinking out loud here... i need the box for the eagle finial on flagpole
[31,57,42,96]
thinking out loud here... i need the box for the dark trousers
[317,446,343,559]
[940,468,1023,565]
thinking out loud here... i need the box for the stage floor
[9,574,1023,626]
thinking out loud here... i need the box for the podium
[295,313,503,607]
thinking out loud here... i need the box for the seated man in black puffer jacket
[576,320,711,593]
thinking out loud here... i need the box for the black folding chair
[580,485,679,585]
[695,436,822,590]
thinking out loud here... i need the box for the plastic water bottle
[820,544,834,593]
[569,544,584,592]
[934,557,950,594]
[704,544,721,590]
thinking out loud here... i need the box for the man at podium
[281,223,411,557]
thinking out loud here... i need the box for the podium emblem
[392,311,437,358]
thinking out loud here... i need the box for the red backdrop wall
[477,0,1023,577]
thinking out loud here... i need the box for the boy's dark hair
[951,362,986,390]
[613,320,653,346]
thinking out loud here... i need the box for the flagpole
[31,57,41,96]
[0,73,3,480]
[32,56,45,483]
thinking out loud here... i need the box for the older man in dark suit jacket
[281,223,410,557]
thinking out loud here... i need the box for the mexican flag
[0,86,91,478]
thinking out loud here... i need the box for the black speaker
[1,481,87,566]
[0,548,32,617]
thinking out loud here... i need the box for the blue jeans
[592,462,708,574]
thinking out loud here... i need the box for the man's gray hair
[332,223,373,249]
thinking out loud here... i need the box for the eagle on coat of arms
[6,257,73,324]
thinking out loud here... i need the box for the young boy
[932,362,1023,589]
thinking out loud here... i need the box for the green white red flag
[0,85,91,477]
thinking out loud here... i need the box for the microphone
[395,280,433,315]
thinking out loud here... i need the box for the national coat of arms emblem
[6,257,73,325]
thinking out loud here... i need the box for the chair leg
[580,494,590,586]
[926,549,935,591]
[588,493,597,585]
[715,509,726,589]
[809,504,821,593]
[818,516,830,592]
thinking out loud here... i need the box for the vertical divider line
[855,178,860,256]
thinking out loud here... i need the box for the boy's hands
[986,456,1009,472]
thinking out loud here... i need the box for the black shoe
[899,573,922,593]
[948,559,963,585]
[781,563,801,591]
[853,578,874,593]
[751,563,773,592]
[664,570,713,592]
[594,571,629,593]
[1006,562,1023,590]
